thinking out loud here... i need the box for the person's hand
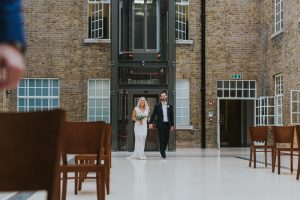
[170,126,174,132]
[149,124,153,129]
[0,44,25,89]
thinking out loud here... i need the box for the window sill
[271,30,283,39]
[176,40,194,45]
[175,125,194,130]
[84,38,111,44]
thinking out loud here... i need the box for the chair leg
[105,162,110,194]
[265,147,268,167]
[291,150,293,173]
[96,168,106,200]
[254,147,256,168]
[249,146,252,167]
[297,154,300,180]
[272,149,276,173]
[278,150,281,175]
[62,173,68,200]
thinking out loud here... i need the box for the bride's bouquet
[136,114,147,121]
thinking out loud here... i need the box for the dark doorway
[220,100,254,147]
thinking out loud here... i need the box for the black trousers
[158,122,170,158]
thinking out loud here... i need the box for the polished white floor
[1,148,300,200]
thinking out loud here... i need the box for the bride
[130,97,150,160]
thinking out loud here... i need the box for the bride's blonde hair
[136,97,149,112]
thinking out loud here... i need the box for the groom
[149,91,174,159]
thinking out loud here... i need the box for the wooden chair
[60,121,106,200]
[248,126,273,168]
[295,125,300,180]
[0,109,66,200]
[272,126,296,174]
[76,124,112,195]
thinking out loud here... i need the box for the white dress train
[130,107,148,160]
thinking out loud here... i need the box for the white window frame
[85,0,111,43]
[275,74,283,125]
[274,0,283,33]
[290,90,300,125]
[176,0,192,44]
[17,78,60,112]
[255,96,275,126]
[87,79,110,123]
[176,79,191,128]
[217,80,256,99]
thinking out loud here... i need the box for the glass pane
[19,88,25,96]
[43,88,48,96]
[96,99,102,107]
[243,81,249,89]
[89,99,96,107]
[147,0,157,50]
[237,90,242,97]
[250,81,255,89]
[52,88,59,96]
[224,90,229,97]
[96,108,103,115]
[29,88,35,96]
[103,89,110,97]
[36,88,42,96]
[52,80,58,87]
[29,99,35,106]
[133,2,144,49]
[43,80,48,87]
[52,99,59,107]
[29,79,35,87]
[224,81,229,88]
[237,81,242,88]
[36,79,42,87]
[217,81,223,89]
[36,99,42,107]
[89,108,95,116]
[19,79,26,87]
[230,81,236,88]
[19,98,25,106]
[217,90,223,97]
[103,108,109,116]
[103,99,109,107]
[43,99,48,107]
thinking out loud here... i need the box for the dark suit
[0,0,25,46]
[149,102,174,158]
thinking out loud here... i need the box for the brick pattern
[2,0,299,148]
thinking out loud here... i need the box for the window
[176,0,189,41]
[217,80,256,99]
[18,79,59,112]
[274,0,283,33]
[256,97,275,126]
[176,80,190,126]
[290,90,300,125]
[88,0,111,40]
[275,74,283,125]
[88,79,110,123]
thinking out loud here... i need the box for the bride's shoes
[140,156,147,160]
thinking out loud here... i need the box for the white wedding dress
[130,107,148,160]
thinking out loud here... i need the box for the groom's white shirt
[162,102,168,122]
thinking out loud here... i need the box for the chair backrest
[249,126,268,142]
[272,126,295,144]
[62,121,106,164]
[0,109,65,200]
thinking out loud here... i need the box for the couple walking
[130,91,174,160]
